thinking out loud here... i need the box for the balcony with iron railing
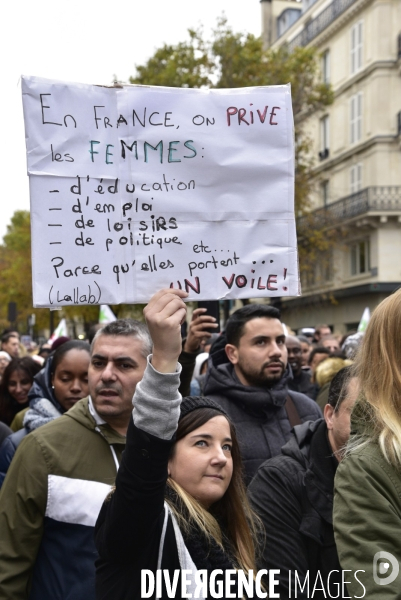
[297,186,401,230]
[287,0,358,51]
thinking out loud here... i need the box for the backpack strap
[285,394,302,427]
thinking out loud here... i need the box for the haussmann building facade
[260,0,401,333]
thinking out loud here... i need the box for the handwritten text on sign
[22,76,299,306]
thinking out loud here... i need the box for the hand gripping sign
[22,76,299,306]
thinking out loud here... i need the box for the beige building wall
[261,0,401,333]
[377,227,401,279]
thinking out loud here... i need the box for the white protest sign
[22,75,299,307]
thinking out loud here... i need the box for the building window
[304,251,332,287]
[322,252,333,282]
[350,93,362,144]
[319,115,330,160]
[305,271,315,288]
[277,8,302,38]
[317,250,333,282]
[350,239,370,275]
[351,21,363,74]
[321,180,330,206]
[302,0,319,12]
[322,50,330,84]
[350,164,362,193]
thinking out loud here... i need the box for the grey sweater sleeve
[132,356,182,440]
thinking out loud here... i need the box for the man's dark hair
[225,304,281,347]
[91,319,152,358]
[2,329,19,338]
[1,332,19,345]
[328,366,354,411]
[308,346,330,365]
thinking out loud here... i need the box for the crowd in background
[0,319,361,438]
[0,294,398,599]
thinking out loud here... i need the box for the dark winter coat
[96,420,182,600]
[248,419,345,599]
[288,369,318,400]
[203,358,322,483]
[95,418,238,599]
[0,422,11,444]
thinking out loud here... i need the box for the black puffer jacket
[203,347,322,483]
[288,369,318,400]
[248,419,345,599]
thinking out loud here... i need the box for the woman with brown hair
[0,357,41,426]
[95,289,261,599]
[0,340,90,486]
[334,288,401,597]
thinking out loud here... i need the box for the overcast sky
[1,1,261,242]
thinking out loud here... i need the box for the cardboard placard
[22,76,299,306]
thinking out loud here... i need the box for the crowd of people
[0,290,398,598]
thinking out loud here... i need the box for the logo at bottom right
[373,551,400,586]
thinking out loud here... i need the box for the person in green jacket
[334,288,401,598]
[0,318,152,600]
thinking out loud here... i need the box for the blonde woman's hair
[315,357,353,389]
[347,289,401,468]
[167,407,262,575]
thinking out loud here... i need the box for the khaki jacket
[334,441,401,598]
[0,398,125,600]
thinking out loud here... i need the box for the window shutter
[350,97,355,143]
[357,22,363,70]
[357,93,362,141]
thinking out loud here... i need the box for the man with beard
[0,319,151,600]
[203,305,321,483]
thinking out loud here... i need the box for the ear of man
[324,403,335,430]
[225,344,239,365]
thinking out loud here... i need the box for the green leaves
[0,212,144,335]
[130,28,212,89]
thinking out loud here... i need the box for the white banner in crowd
[22,76,299,306]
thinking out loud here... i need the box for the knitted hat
[180,396,229,421]
[51,336,70,351]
